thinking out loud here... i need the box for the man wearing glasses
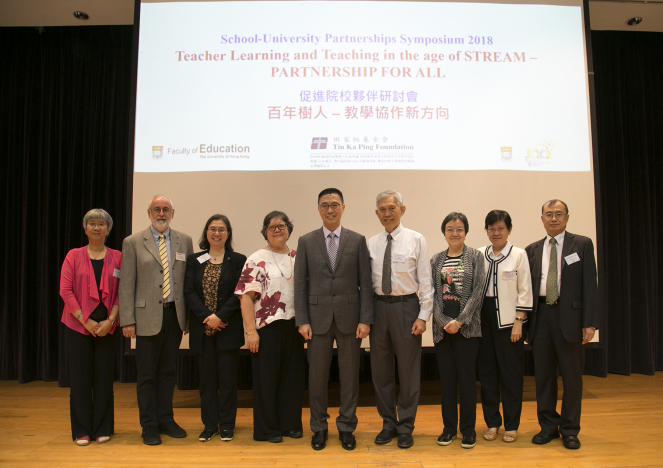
[295,188,374,451]
[366,190,433,449]
[119,195,194,445]
[525,199,598,450]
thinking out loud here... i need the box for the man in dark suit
[525,199,598,450]
[119,195,194,445]
[295,188,374,451]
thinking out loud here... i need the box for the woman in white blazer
[477,210,533,443]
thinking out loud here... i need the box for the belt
[162,301,175,308]
[375,293,417,303]
[538,296,559,305]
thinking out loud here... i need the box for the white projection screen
[129,0,599,348]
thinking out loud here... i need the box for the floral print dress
[234,249,296,328]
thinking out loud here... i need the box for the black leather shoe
[158,421,187,438]
[142,426,162,446]
[375,429,397,445]
[437,432,456,446]
[220,429,234,441]
[397,433,414,449]
[562,435,581,449]
[311,430,328,451]
[461,434,476,449]
[532,430,560,445]
[198,428,217,442]
[267,435,283,443]
[339,431,356,451]
[284,429,303,439]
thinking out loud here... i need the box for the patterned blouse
[234,248,296,328]
[203,262,223,335]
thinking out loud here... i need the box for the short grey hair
[83,208,113,233]
[149,195,174,210]
[376,190,403,208]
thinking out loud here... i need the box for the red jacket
[60,246,122,335]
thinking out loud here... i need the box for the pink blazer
[60,246,122,335]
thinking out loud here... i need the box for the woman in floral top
[235,211,304,443]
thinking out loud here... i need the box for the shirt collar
[545,231,565,245]
[323,225,342,238]
[150,225,170,240]
[383,223,403,240]
[488,240,512,259]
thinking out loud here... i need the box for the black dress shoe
[461,434,476,449]
[198,428,217,442]
[220,429,234,441]
[311,430,328,451]
[375,429,397,445]
[532,430,560,445]
[562,435,581,450]
[142,426,162,446]
[437,432,456,446]
[158,421,187,438]
[397,433,414,449]
[339,431,356,451]
[284,429,303,439]
[267,435,283,443]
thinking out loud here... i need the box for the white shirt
[539,231,565,297]
[485,242,511,298]
[322,225,342,251]
[367,224,434,321]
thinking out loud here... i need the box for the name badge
[113,268,121,278]
[393,254,406,263]
[197,253,211,264]
[502,271,517,281]
[176,252,186,262]
[565,253,580,265]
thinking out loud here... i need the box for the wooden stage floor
[1,373,661,468]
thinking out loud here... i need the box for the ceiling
[0,0,662,31]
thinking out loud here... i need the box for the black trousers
[197,336,239,431]
[477,298,524,431]
[135,307,182,428]
[532,302,584,436]
[65,326,116,440]
[435,331,480,437]
[251,319,305,441]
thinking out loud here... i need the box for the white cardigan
[478,243,533,329]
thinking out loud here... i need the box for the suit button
[159,300,162,304]
[160,270,163,273]
[219,281,223,284]
[332,277,335,280]
[159,285,162,288]
[333,294,336,297]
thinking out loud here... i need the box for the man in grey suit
[525,199,598,450]
[295,188,374,451]
[119,195,194,446]
[367,190,433,449]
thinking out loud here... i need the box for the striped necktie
[546,238,558,305]
[159,234,171,300]
[327,232,337,272]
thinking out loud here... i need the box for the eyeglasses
[151,207,171,215]
[319,203,341,211]
[87,222,106,228]
[445,228,465,235]
[544,212,567,219]
[208,228,228,234]
[267,224,287,232]
[487,227,507,234]
[378,207,399,214]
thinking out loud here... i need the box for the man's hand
[356,323,370,339]
[411,319,426,335]
[122,324,136,339]
[298,324,312,340]
[582,327,595,345]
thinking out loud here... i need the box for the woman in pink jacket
[60,209,121,446]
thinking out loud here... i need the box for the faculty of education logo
[152,146,164,160]
[500,147,512,162]
[311,137,328,150]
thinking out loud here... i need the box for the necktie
[382,233,393,295]
[159,235,171,300]
[546,238,558,304]
[327,232,337,272]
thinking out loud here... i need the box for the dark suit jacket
[184,250,247,353]
[294,227,374,335]
[525,231,598,343]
